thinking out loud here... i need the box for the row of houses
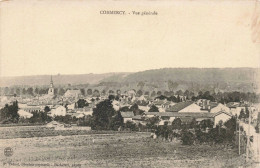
[120,100,260,128]
[121,101,232,127]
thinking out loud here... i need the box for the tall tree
[91,100,115,130]
[172,118,182,130]
[102,90,106,95]
[77,99,89,108]
[109,90,114,95]
[22,88,27,95]
[189,118,197,129]
[34,88,39,95]
[176,90,183,96]
[151,91,156,97]
[146,116,160,130]
[93,90,100,97]
[44,106,51,113]
[109,112,124,130]
[87,89,92,95]
[157,91,162,96]
[137,90,143,97]
[15,88,21,95]
[144,91,150,96]
[0,101,19,123]
[80,88,85,96]
[27,87,34,96]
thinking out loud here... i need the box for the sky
[0,0,259,77]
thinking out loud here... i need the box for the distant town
[1,73,260,166]
[0,74,259,129]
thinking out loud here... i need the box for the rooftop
[166,101,194,112]
[121,111,134,118]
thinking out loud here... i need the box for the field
[0,126,129,139]
[0,127,258,168]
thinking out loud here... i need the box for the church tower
[48,76,54,96]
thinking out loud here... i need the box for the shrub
[181,130,194,145]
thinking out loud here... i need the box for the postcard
[0,0,259,167]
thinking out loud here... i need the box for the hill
[122,68,259,83]
[0,68,259,93]
[0,73,130,87]
[100,68,259,92]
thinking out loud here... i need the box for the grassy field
[0,129,257,168]
[0,126,132,139]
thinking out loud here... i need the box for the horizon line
[0,67,259,78]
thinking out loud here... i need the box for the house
[137,95,147,101]
[67,103,76,110]
[166,101,208,113]
[199,101,218,111]
[132,115,146,125]
[153,100,167,112]
[210,103,230,114]
[227,102,247,116]
[212,111,232,127]
[144,111,232,127]
[18,109,33,118]
[162,101,176,109]
[22,106,42,113]
[196,99,210,107]
[71,113,85,119]
[112,100,120,111]
[51,106,66,116]
[76,107,93,116]
[138,105,150,112]
[145,111,158,118]
[121,111,135,123]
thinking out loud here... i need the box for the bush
[124,121,138,131]
[181,130,194,145]
[195,129,209,143]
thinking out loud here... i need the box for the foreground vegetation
[0,126,132,139]
[1,132,256,168]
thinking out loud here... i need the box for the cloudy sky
[0,0,259,77]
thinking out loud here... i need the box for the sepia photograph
[0,0,260,167]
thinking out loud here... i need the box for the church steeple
[50,76,54,88]
[48,75,54,96]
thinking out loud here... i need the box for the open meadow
[0,126,257,168]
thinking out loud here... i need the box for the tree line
[1,86,259,104]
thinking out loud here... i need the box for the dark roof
[145,112,211,118]
[166,101,194,112]
[144,111,232,118]
[226,102,249,108]
[132,115,143,120]
[153,100,165,105]
[211,111,233,117]
[121,111,134,118]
